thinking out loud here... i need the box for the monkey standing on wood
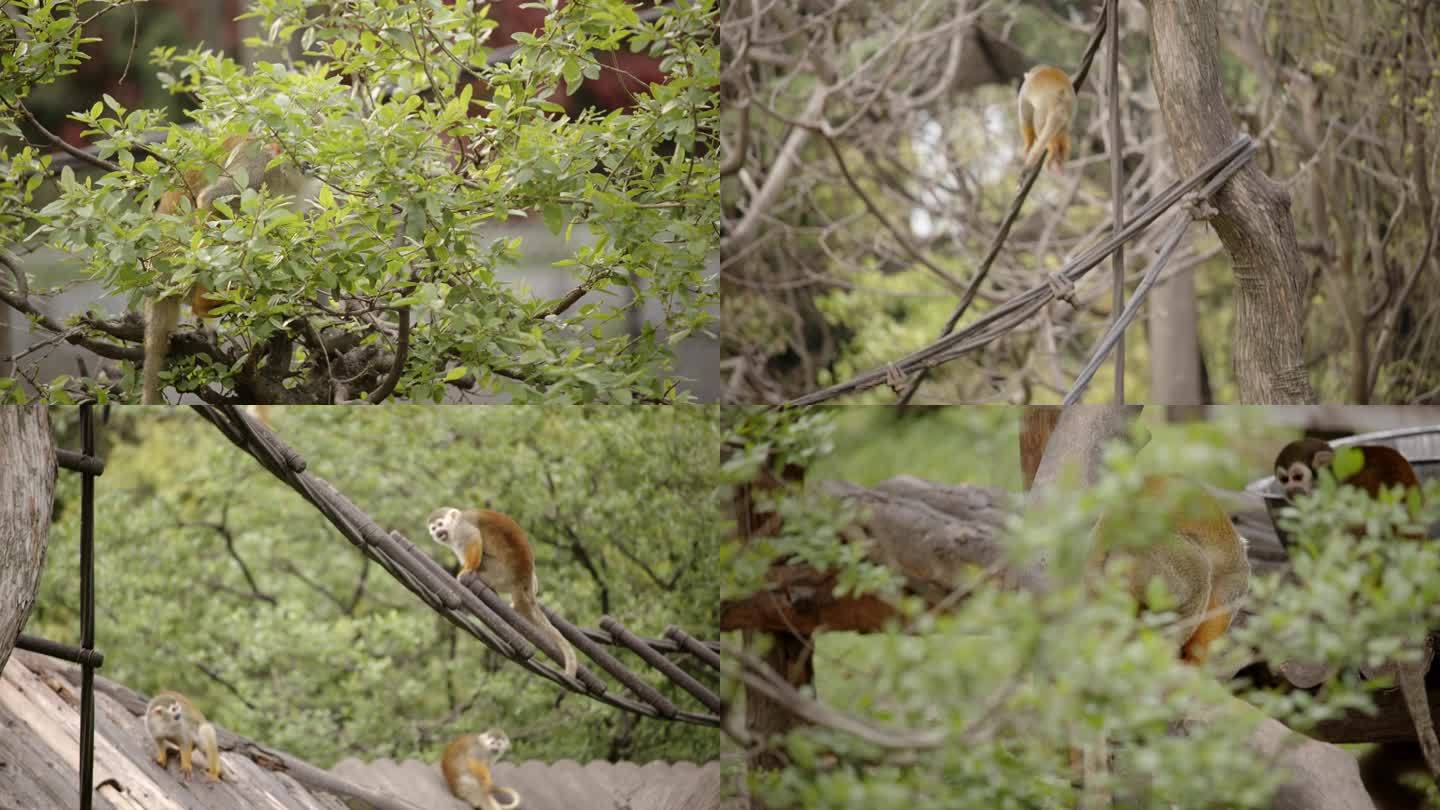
[428,507,578,677]
[1022,406,1250,665]
[143,135,319,404]
[144,690,222,781]
[1272,437,1440,784]
[441,730,521,809]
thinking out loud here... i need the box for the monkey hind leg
[1048,132,1071,173]
[1017,96,1037,156]
[198,721,221,781]
[1185,555,1249,665]
[1179,592,1231,666]
[453,779,491,809]
[142,295,182,405]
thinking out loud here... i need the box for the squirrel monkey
[428,507,579,677]
[441,730,521,810]
[143,135,317,404]
[144,690,221,781]
[1021,407,1250,665]
[1272,437,1440,782]
[1017,65,1076,174]
[1274,438,1422,503]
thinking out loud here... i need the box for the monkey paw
[1046,273,1077,307]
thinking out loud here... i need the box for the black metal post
[78,404,96,810]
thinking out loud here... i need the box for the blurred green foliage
[724,407,1440,808]
[35,405,720,765]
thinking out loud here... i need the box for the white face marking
[480,730,510,760]
[1276,462,1314,499]
[428,508,457,545]
[147,701,184,737]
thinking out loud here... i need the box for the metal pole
[78,403,95,810]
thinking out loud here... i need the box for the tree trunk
[742,629,813,777]
[1148,267,1205,405]
[0,406,56,675]
[1144,0,1316,404]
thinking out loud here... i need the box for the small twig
[825,137,965,293]
[722,642,947,751]
[14,101,121,173]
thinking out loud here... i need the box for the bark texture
[0,406,55,675]
[1146,0,1316,403]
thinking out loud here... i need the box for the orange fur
[1022,410,1249,666]
[1017,65,1076,174]
[441,731,514,809]
[1180,592,1231,665]
[428,507,576,677]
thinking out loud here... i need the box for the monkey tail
[1025,107,1066,170]
[142,295,181,405]
[489,785,522,810]
[197,721,221,781]
[514,594,577,678]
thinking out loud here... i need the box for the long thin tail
[487,786,522,810]
[1397,657,1440,782]
[197,721,221,781]
[515,594,577,677]
[1023,109,1062,168]
[143,295,181,404]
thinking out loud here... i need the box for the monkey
[1017,65,1076,174]
[441,730,521,810]
[1091,476,1251,665]
[1273,438,1422,504]
[428,507,579,677]
[1021,407,1250,665]
[143,135,318,404]
[1022,407,1248,803]
[144,690,221,781]
[1271,437,1440,783]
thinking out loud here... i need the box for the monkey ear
[1313,449,1334,468]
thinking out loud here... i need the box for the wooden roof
[1,651,723,810]
[0,651,350,810]
[332,755,721,810]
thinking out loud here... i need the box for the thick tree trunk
[1144,0,1316,404]
[0,406,56,675]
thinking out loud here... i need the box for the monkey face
[427,507,459,545]
[146,700,185,737]
[1275,461,1316,500]
[1274,439,1334,501]
[479,729,510,760]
